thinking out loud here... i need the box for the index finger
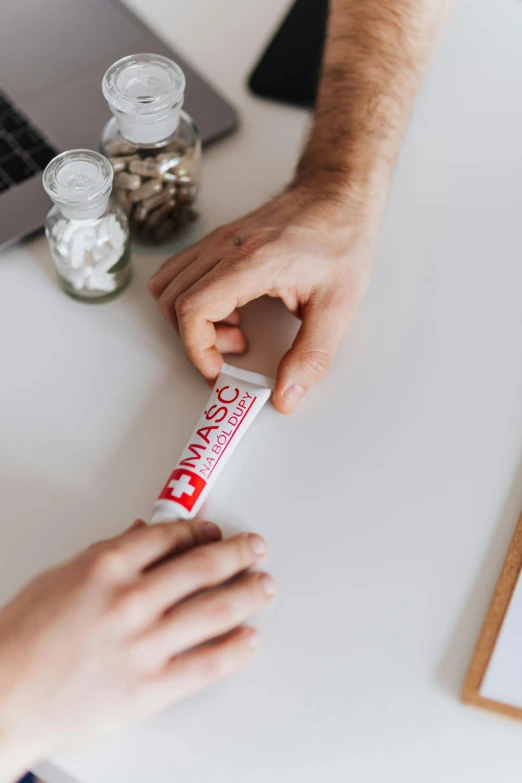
[107,520,222,573]
[139,532,268,611]
[178,266,266,381]
[148,228,221,299]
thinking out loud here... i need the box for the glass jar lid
[102,54,186,145]
[43,150,113,219]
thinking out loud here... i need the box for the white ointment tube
[152,365,274,522]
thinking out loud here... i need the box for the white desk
[3,0,522,780]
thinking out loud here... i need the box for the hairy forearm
[295,0,454,220]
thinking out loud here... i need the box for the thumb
[273,300,349,414]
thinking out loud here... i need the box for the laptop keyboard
[0,91,58,193]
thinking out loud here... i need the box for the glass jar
[42,150,131,302]
[100,53,201,246]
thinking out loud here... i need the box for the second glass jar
[101,53,201,246]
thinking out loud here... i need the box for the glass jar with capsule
[42,149,131,302]
[100,53,201,246]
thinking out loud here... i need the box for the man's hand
[0,520,274,782]
[150,0,451,412]
[149,187,373,414]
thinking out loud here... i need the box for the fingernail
[246,629,260,649]
[282,384,305,411]
[248,534,267,558]
[202,522,222,541]
[259,573,276,596]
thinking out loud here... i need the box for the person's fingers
[149,626,259,707]
[273,298,353,414]
[148,225,225,298]
[124,519,147,534]
[86,519,147,552]
[95,520,223,576]
[140,571,275,663]
[176,265,267,381]
[138,532,267,611]
[219,309,241,328]
[215,324,248,355]
[148,249,200,299]
[145,523,224,571]
[156,252,223,332]
[154,252,248,338]
[149,225,226,299]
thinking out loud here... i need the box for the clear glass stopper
[102,53,186,144]
[43,150,113,220]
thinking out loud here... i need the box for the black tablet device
[248,0,329,109]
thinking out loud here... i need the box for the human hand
[0,520,273,781]
[149,187,374,413]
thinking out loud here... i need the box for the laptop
[0,0,238,249]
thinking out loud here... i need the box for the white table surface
[3,0,522,781]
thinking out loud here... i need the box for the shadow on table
[436,448,522,699]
